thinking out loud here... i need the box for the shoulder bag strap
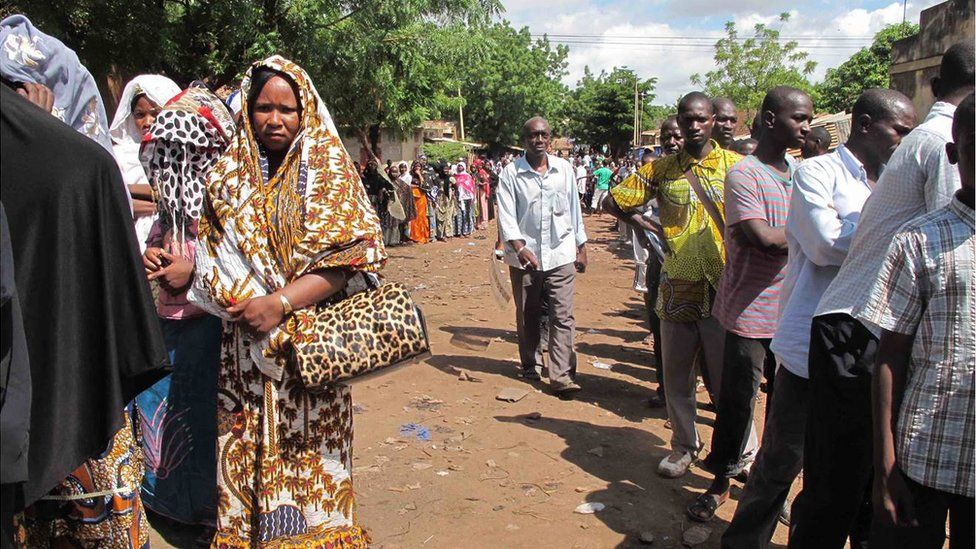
[684,166,725,240]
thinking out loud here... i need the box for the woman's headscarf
[454,162,476,198]
[0,14,112,151]
[188,55,385,380]
[140,84,236,245]
[109,74,180,189]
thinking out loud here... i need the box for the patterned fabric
[713,154,794,338]
[213,325,368,548]
[16,412,149,549]
[188,55,386,382]
[142,85,237,241]
[408,186,430,243]
[0,15,113,152]
[817,102,960,326]
[186,55,383,547]
[135,315,222,526]
[611,141,741,321]
[858,197,975,497]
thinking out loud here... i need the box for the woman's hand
[147,251,194,291]
[143,247,165,273]
[227,295,284,333]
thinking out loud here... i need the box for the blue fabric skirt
[135,314,222,526]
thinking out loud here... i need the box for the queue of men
[589,41,975,549]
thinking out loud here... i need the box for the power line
[531,33,876,40]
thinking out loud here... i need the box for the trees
[450,23,569,152]
[567,67,657,156]
[816,23,919,114]
[690,13,816,112]
[12,0,501,161]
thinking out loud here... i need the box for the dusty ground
[150,215,793,548]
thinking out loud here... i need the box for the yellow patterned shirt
[611,142,742,321]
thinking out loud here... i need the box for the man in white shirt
[574,158,588,205]
[789,42,974,549]
[722,89,916,549]
[497,117,588,397]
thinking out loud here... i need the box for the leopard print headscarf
[140,84,236,243]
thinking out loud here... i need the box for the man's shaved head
[760,86,810,116]
[678,92,713,115]
[712,97,735,112]
[935,41,976,99]
[851,88,914,123]
[522,116,550,136]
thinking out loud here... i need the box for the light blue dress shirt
[497,154,588,272]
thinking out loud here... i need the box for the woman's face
[251,76,301,152]
[132,96,161,137]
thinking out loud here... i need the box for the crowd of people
[0,10,972,549]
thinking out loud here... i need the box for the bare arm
[735,219,788,253]
[872,329,917,527]
[227,269,349,332]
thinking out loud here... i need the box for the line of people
[603,41,974,549]
[1,15,387,549]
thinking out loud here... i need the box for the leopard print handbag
[289,281,431,391]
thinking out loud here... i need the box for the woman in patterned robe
[187,56,385,548]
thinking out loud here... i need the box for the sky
[501,0,944,105]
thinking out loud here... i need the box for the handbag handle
[685,167,725,240]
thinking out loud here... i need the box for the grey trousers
[510,263,577,385]
[660,316,725,455]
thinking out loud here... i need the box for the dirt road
[351,216,788,549]
[150,215,789,548]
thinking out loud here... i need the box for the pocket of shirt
[553,193,569,216]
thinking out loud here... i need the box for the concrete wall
[890,0,975,115]
[339,127,426,166]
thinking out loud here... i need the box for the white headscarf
[109,75,179,251]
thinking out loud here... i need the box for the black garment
[0,86,168,508]
[644,253,664,399]
[703,333,776,478]
[722,367,808,549]
[1,203,30,548]
[789,313,877,549]
[869,469,974,549]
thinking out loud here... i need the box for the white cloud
[501,0,944,106]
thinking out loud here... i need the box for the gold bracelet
[279,293,294,315]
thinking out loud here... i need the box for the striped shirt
[858,196,974,497]
[713,155,795,338]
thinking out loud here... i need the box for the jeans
[457,199,473,235]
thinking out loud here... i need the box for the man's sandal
[686,491,729,522]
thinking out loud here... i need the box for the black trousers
[722,367,808,549]
[789,313,878,549]
[869,470,974,549]
[702,333,775,478]
[644,253,664,398]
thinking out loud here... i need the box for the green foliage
[423,141,470,164]
[14,0,501,159]
[645,104,678,130]
[816,23,919,113]
[690,13,816,112]
[447,22,569,151]
[567,67,657,156]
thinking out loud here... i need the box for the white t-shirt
[575,165,588,195]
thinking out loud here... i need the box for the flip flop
[686,491,729,523]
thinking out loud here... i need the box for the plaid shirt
[859,196,975,497]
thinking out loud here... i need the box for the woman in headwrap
[110,75,180,252]
[472,158,491,230]
[433,163,455,241]
[407,160,431,243]
[0,15,112,152]
[454,162,476,236]
[392,161,416,244]
[133,84,236,538]
[187,56,383,547]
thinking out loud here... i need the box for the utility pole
[458,87,465,141]
[633,78,639,148]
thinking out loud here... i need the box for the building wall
[890,0,975,115]
[339,127,426,166]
